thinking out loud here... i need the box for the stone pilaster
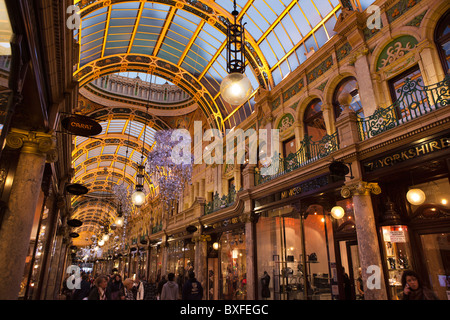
[341,181,388,300]
[335,92,361,147]
[0,129,57,299]
[351,46,379,116]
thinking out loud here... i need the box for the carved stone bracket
[6,128,58,163]
[341,181,381,198]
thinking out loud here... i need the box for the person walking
[161,273,179,300]
[157,275,167,300]
[88,275,109,300]
[401,270,438,300]
[108,274,124,300]
[72,273,91,300]
[144,276,157,300]
[182,271,203,300]
[133,276,145,300]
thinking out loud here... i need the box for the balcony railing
[151,223,162,234]
[255,132,340,186]
[205,185,237,215]
[358,75,450,141]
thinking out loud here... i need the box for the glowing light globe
[331,206,345,219]
[102,234,109,242]
[406,189,426,205]
[131,190,146,207]
[220,72,253,106]
[98,240,105,247]
[115,216,124,227]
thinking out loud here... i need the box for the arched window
[332,77,364,119]
[435,10,450,74]
[304,99,326,141]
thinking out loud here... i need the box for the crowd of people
[62,268,203,301]
[63,267,438,300]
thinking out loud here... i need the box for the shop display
[381,226,413,299]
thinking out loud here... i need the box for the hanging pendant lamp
[220,0,252,106]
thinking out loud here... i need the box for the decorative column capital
[341,181,381,198]
[6,128,58,163]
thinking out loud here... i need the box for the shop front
[254,173,349,300]
[203,218,247,300]
[165,234,195,293]
[362,131,450,300]
[148,242,162,283]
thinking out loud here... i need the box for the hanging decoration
[146,130,193,214]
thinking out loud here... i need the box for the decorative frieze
[386,0,422,24]
[307,56,333,85]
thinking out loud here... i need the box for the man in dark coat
[72,273,91,300]
[182,271,203,300]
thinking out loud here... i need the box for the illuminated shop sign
[363,134,450,172]
[61,115,102,136]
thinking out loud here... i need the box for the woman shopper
[123,278,135,300]
[88,275,109,300]
[401,270,438,300]
[109,274,124,300]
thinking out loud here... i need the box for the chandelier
[146,130,193,213]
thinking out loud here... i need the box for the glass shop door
[338,240,362,300]
[419,232,450,300]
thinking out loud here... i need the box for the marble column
[161,236,168,277]
[341,181,388,300]
[194,237,207,299]
[242,211,256,300]
[0,128,57,300]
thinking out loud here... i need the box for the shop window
[408,178,450,216]
[304,99,327,142]
[256,205,335,300]
[435,10,450,74]
[419,233,450,300]
[332,77,364,119]
[380,225,413,299]
[388,66,425,121]
[166,239,195,295]
[283,136,296,158]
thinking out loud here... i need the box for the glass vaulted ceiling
[71,0,344,244]
[74,0,342,129]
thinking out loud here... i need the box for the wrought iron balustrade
[255,132,340,186]
[357,75,450,141]
[151,223,162,234]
